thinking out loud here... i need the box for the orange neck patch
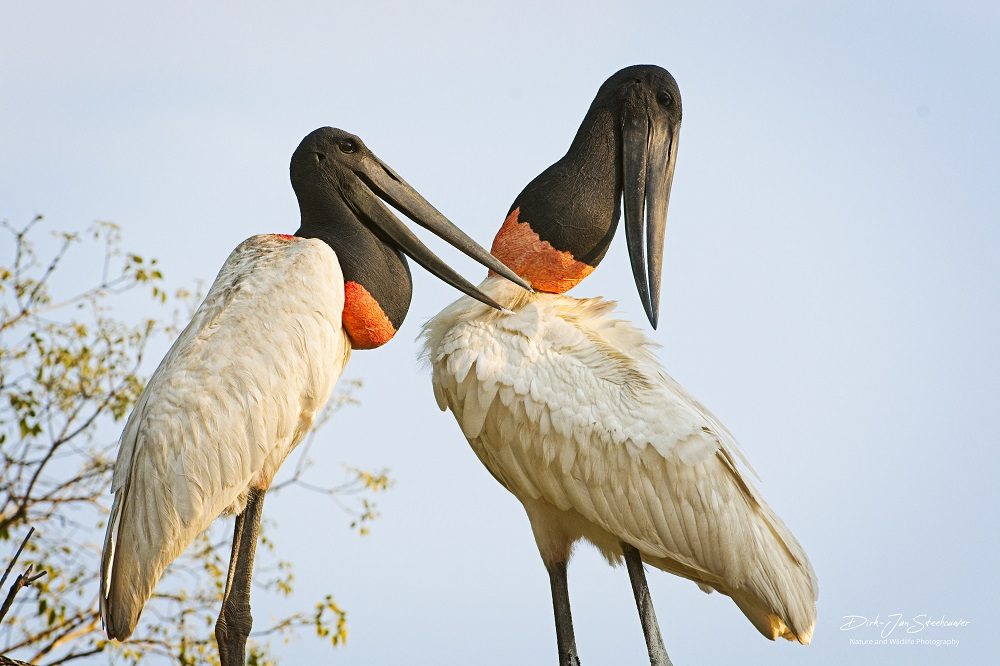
[489,207,594,293]
[342,281,397,350]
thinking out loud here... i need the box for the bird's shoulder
[426,285,730,466]
[204,234,344,315]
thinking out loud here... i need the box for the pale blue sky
[2,1,998,664]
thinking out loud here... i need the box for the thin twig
[0,564,47,625]
[0,654,35,666]
[42,647,103,665]
[0,528,34,590]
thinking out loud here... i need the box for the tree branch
[0,528,47,625]
[0,654,35,666]
[0,528,33,591]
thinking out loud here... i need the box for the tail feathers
[101,543,167,640]
[731,587,815,644]
[99,481,213,640]
[729,508,818,645]
[100,491,168,641]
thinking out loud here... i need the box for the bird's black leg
[216,488,266,666]
[622,542,672,666]
[545,559,581,666]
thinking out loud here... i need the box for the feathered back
[422,277,817,643]
[101,235,350,639]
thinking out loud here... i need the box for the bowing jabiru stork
[100,127,529,665]
[422,66,817,665]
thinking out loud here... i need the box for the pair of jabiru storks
[100,64,817,666]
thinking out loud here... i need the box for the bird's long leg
[545,559,581,666]
[216,488,266,666]
[219,509,246,608]
[622,542,672,666]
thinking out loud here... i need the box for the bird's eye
[338,139,357,154]
[658,91,673,107]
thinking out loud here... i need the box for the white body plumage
[100,234,351,639]
[422,276,817,643]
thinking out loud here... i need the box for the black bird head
[491,65,681,328]
[292,127,529,348]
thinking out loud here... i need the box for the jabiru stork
[422,66,817,665]
[100,127,529,665]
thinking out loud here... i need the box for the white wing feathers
[101,235,350,640]
[423,278,817,644]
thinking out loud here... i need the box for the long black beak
[346,155,532,310]
[622,110,679,328]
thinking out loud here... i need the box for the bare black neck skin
[295,193,413,331]
[508,105,623,266]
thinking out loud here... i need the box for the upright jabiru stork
[100,127,529,665]
[422,66,817,665]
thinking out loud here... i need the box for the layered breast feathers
[101,235,351,640]
[422,277,817,644]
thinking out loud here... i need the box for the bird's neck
[296,204,413,350]
[489,107,621,294]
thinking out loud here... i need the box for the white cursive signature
[840,614,971,639]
